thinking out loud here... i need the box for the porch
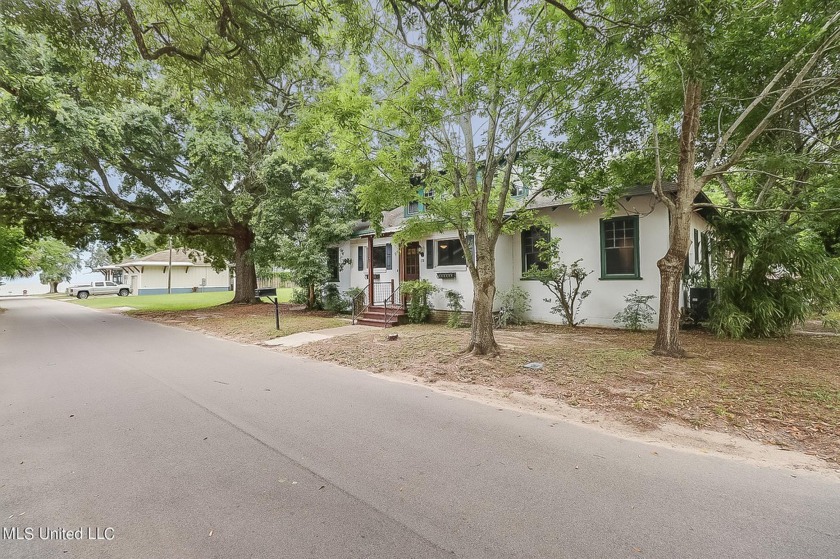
[349,236,422,327]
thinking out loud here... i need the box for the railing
[372,280,397,306]
[351,285,369,325]
[352,281,406,326]
[382,283,404,328]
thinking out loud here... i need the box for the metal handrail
[382,283,404,328]
[351,285,370,325]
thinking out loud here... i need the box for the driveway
[1,298,838,558]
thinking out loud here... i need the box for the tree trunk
[465,233,499,356]
[232,228,259,304]
[49,281,58,294]
[308,283,316,309]
[652,79,702,357]
[652,199,693,357]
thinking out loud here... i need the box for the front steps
[355,305,405,327]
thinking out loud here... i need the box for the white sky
[1,251,102,296]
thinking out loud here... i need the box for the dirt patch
[296,324,840,469]
[130,303,347,344]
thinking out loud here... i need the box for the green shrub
[709,215,840,338]
[290,288,309,305]
[614,290,657,331]
[445,290,464,328]
[401,280,437,323]
[495,286,531,328]
[322,284,349,313]
[524,237,592,326]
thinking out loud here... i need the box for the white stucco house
[330,183,714,328]
[95,249,231,296]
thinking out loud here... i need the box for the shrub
[445,290,464,328]
[614,290,657,331]
[290,288,309,306]
[524,237,592,326]
[401,280,437,324]
[346,287,364,314]
[708,215,840,338]
[495,286,531,328]
[322,284,349,313]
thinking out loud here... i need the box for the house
[330,183,714,328]
[95,249,231,295]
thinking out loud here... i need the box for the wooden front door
[404,242,420,281]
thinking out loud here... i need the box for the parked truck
[67,281,132,299]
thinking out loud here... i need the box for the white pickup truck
[67,281,132,299]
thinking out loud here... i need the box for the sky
[1,251,102,296]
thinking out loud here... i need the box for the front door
[404,242,420,281]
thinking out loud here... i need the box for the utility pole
[167,238,173,295]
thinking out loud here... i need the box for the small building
[97,249,231,295]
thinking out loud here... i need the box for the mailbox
[255,287,277,298]
[255,287,280,330]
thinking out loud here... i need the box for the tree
[29,238,81,292]
[86,243,113,269]
[543,0,840,356]
[0,3,334,304]
[251,149,356,308]
[316,0,602,354]
[0,225,34,278]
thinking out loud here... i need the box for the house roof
[118,249,212,268]
[351,182,714,238]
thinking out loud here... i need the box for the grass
[297,323,840,465]
[69,288,292,312]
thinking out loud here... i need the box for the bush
[346,287,364,315]
[445,290,464,328]
[322,284,350,313]
[495,286,531,328]
[708,216,840,338]
[401,280,437,324]
[614,290,657,331]
[524,237,592,326]
[290,288,309,306]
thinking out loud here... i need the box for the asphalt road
[1,298,838,559]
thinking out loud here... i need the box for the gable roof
[119,249,212,268]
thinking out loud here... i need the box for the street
[1,298,838,558]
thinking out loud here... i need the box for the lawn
[70,289,292,311]
[296,324,840,466]
[130,303,346,343]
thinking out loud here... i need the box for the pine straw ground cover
[130,303,347,344]
[296,324,840,465]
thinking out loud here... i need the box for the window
[94,282,104,287]
[357,246,364,271]
[372,246,387,269]
[511,182,527,198]
[437,238,466,267]
[600,216,640,279]
[105,281,116,286]
[327,248,340,281]
[406,188,433,216]
[521,226,549,273]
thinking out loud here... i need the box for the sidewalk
[262,324,379,348]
